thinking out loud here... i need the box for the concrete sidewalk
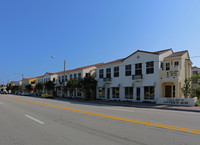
[56,97,200,113]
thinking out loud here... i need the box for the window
[77,90,82,96]
[125,87,133,99]
[70,74,73,79]
[174,61,179,67]
[135,63,142,75]
[146,61,154,74]
[53,78,55,82]
[99,69,104,79]
[114,66,119,77]
[59,76,61,82]
[85,73,90,77]
[78,73,82,78]
[74,73,77,79]
[193,71,198,74]
[112,87,120,98]
[65,75,68,81]
[161,62,164,70]
[106,68,111,78]
[62,76,64,82]
[98,88,105,98]
[173,85,175,97]
[166,63,170,71]
[125,65,132,76]
[144,86,155,100]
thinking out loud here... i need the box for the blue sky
[0,0,200,84]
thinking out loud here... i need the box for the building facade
[56,63,103,98]
[96,49,192,102]
[192,66,200,75]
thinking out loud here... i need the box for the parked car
[17,92,22,95]
[41,93,54,98]
[21,92,30,96]
[1,90,8,94]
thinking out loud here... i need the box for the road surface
[0,94,199,145]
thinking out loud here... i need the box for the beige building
[192,66,200,75]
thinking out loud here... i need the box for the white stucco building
[96,49,192,102]
[56,63,104,97]
[37,72,57,84]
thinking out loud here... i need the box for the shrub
[195,99,200,106]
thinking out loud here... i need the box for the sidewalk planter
[156,97,198,106]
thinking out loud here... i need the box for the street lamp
[51,56,66,97]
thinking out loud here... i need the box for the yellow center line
[3,95,200,135]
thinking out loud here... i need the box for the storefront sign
[156,97,197,106]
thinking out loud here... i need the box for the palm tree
[79,75,97,100]
[25,84,33,93]
[66,79,78,97]
[35,82,44,94]
[44,81,55,94]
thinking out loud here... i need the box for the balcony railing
[132,74,143,80]
[166,70,180,77]
[103,78,112,82]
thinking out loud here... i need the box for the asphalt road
[0,94,199,145]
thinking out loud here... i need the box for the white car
[21,92,30,96]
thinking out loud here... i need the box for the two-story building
[96,49,192,102]
[36,72,57,94]
[56,63,104,98]
[37,72,57,84]
[21,76,43,92]
[192,66,200,75]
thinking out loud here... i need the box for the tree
[182,74,200,98]
[79,75,97,100]
[182,79,191,98]
[11,86,19,93]
[35,82,44,93]
[6,83,11,92]
[190,73,200,98]
[25,84,33,92]
[66,79,78,97]
[44,81,55,93]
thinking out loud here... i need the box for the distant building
[192,66,200,75]
[55,63,103,98]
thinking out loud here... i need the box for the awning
[142,81,155,86]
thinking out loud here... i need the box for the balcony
[166,70,180,78]
[132,74,143,80]
[103,78,112,82]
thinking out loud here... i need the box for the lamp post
[51,56,66,97]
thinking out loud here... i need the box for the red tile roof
[22,75,44,81]
[97,48,173,67]
[46,72,56,75]
[165,50,188,59]
[11,81,18,83]
[55,63,104,74]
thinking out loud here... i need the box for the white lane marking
[25,115,45,125]
[0,102,4,105]
[104,107,134,112]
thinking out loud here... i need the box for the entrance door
[107,88,110,99]
[136,87,140,101]
[165,86,172,98]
